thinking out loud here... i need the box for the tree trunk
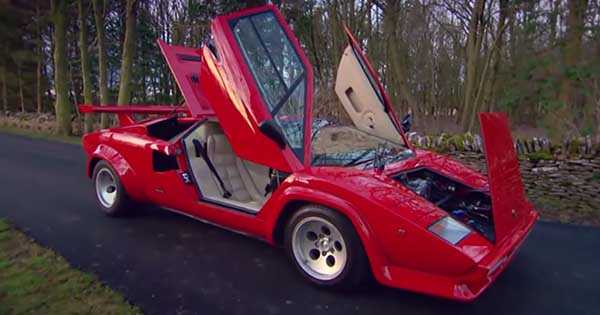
[383,1,416,115]
[549,0,559,46]
[17,64,25,113]
[471,0,508,127]
[51,0,72,135]
[484,0,508,113]
[596,94,600,144]
[93,0,109,128]
[460,0,485,131]
[36,2,43,114]
[558,0,588,137]
[78,0,94,132]
[1,66,7,112]
[117,0,138,105]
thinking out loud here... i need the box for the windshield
[311,123,412,168]
[231,11,307,161]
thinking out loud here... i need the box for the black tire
[284,205,370,289]
[92,161,131,217]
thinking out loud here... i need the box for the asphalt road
[0,132,599,315]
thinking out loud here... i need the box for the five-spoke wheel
[292,216,348,281]
[285,205,370,288]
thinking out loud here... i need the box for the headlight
[428,216,471,245]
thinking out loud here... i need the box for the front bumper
[376,209,538,302]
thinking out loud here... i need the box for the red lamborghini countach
[79,4,537,301]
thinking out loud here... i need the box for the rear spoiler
[79,104,190,126]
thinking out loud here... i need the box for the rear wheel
[284,205,370,289]
[92,161,131,216]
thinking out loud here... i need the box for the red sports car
[79,4,537,301]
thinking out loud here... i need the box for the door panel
[335,45,401,142]
[334,26,410,147]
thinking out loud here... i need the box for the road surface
[0,132,598,315]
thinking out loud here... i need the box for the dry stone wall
[448,151,600,225]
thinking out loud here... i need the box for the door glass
[233,17,286,110]
[273,80,305,158]
[251,13,303,88]
[232,11,307,161]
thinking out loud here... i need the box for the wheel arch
[88,144,140,200]
[272,200,309,247]
[269,187,386,274]
[88,157,102,178]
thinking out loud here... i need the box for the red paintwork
[156,40,214,118]
[78,4,537,301]
[480,112,532,241]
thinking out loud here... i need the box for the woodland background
[0,0,598,141]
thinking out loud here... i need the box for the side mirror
[259,120,287,149]
[401,113,412,133]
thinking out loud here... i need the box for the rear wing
[79,104,190,126]
[78,39,215,128]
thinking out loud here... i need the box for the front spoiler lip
[376,208,538,302]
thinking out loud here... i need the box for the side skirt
[161,206,268,243]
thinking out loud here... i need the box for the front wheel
[284,205,370,289]
[92,161,131,216]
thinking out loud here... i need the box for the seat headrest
[207,134,234,154]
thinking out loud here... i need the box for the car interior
[182,120,271,213]
[147,116,195,141]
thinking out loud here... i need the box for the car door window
[232,11,306,161]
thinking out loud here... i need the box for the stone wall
[449,151,600,225]
[0,111,86,135]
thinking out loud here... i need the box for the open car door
[157,40,214,117]
[159,5,313,172]
[335,26,410,147]
[200,5,313,172]
[480,113,534,242]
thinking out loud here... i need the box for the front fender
[264,185,388,278]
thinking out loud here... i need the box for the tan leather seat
[206,134,267,205]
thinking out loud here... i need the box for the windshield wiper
[343,150,373,167]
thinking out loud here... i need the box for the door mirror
[401,112,412,133]
[259,120,287,149]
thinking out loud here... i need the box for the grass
[0,125,81,145]
[0,219,141,315]
[533,196,600,227]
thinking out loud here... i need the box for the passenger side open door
[334,26,410,147]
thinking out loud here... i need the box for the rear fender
[90,144,140,199]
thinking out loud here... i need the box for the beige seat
[206,134,269,208]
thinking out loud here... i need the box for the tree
[1,64,6,112]
[35,1,43,113]
[557,0,588,138]
[11,51,30,113]
[93,0,109,128]
[78,0,94,132]
[51,0,72,135]
[460,0,486,131]
[117,0,138,105]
